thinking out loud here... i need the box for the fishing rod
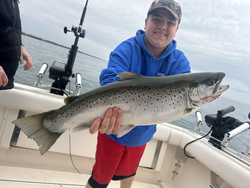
[46,0,89,95]
[64,0,89,74]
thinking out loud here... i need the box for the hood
[134,29,177,60]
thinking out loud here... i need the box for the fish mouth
[189,73,229,107]
[213,78,229,97]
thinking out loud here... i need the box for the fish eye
[210,80,216,85]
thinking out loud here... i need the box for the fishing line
[184,129,212,159]
[56,80,69,97]
[69,127,81,174]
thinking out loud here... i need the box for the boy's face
[144,8,179,52]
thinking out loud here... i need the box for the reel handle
[64,27,70,34]
[218,106,235,116]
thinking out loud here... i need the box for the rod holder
[221,123,250,147]
[73,73,82,96]
[35,63,48,87]
[195,111,203,131]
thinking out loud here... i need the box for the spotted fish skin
[46,82,189,132]
[13,72,229,155]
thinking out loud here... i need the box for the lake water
[15,35,250,153]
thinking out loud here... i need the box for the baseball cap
[147,0,182,24]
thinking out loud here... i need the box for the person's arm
[16,0,33,71]
[89,41,133,135]
[99,43,132,85]
[20,45,33,71]
[0,66,8,87]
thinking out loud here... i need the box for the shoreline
[22,32,106,62]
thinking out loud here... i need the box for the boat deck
[0,166,160,188]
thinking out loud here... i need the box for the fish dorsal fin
[117,72,143,81]
[64,96,79,104]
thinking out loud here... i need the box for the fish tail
[12,111,61,155]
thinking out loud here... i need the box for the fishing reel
[204,106,250,149]
[64,26,86,38]
[48,60,81,96]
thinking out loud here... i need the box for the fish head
[188,72,229,108]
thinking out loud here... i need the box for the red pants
[88,132,146,188]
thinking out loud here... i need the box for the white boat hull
[0,83,249,188]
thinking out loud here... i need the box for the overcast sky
[19,0,250,106]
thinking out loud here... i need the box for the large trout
[13,72,229,155]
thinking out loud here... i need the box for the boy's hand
[89,107,123,135]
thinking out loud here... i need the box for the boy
[87,0,190,187]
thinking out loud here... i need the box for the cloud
[20,0,250,61]
[177,0,250,61]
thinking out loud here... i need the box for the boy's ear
[174,26,179,37]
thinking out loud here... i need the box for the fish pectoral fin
[117,72,143,81]
[12,111,62,155]
[116,124,136,138]
[64,96,79,104]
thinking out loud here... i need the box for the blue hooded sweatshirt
[99,30,191,147]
